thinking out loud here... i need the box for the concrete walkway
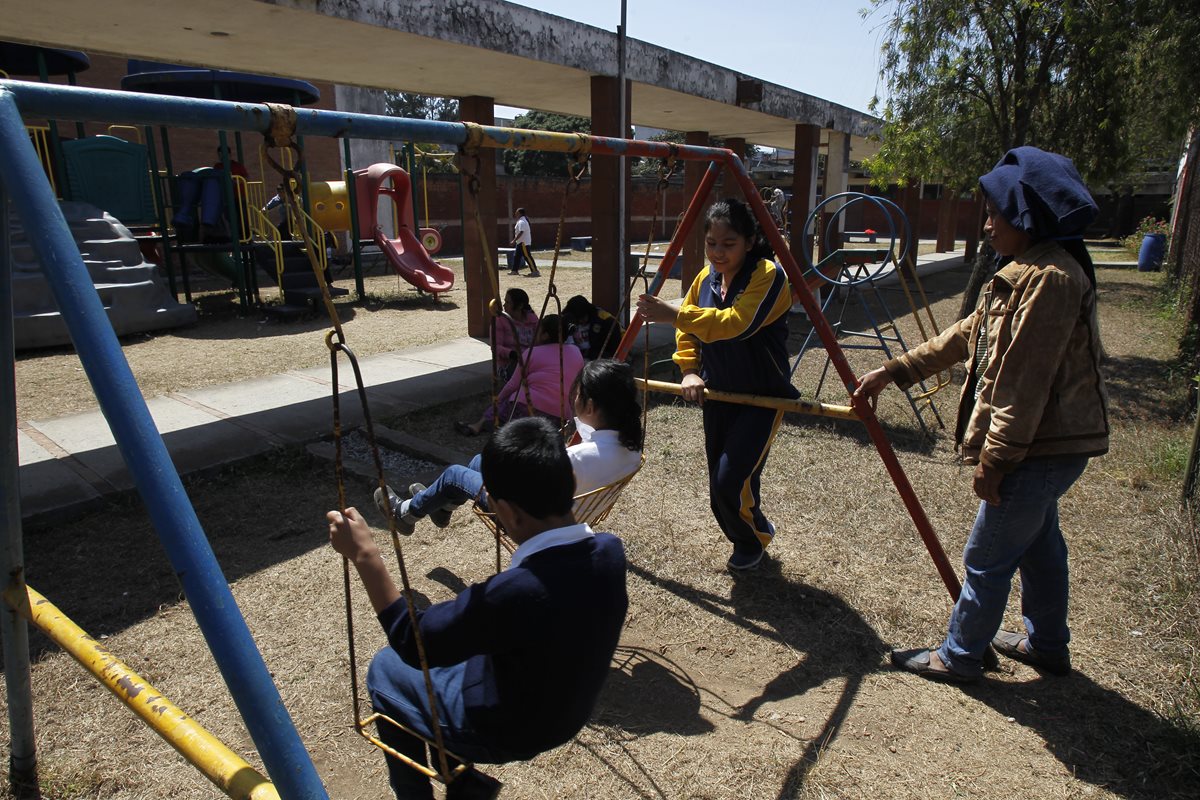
[16,249,970,523]
[17,337,498,521]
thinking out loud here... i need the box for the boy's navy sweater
[377,532,628,757]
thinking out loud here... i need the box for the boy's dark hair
[516,207,527,217]
[563,295,593,323]
[481,417,575,518]
[705,197,774,262]
[572,359,643,452]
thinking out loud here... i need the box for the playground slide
[374,225,455,294]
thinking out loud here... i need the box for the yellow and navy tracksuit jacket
[673,257,798,399]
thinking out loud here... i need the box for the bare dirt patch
[5,264,1199,799]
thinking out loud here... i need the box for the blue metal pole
[0,80,733,164]
[0,175,40,798]
[0,88,328,800]
[3,79,463,146]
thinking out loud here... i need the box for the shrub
[1123,216,1171,252]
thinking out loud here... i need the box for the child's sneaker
[727,545,766,571]
[373,486,415,536]
[407,483,453,528]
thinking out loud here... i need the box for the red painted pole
[613,161,722,361]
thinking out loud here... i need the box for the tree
[385,92,459,123]
[863,1,1199,317]
[384,92,459,174]
[864,2,1142,188]
[630,130,764,177]
[502,111,591,177]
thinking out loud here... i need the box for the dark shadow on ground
[620,560,886,800]
[15,448,349,661]
[1101,353,1190,424]
[966,670,1200,800]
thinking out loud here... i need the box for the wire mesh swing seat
[473,457,645,564]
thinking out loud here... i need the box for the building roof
[0,0,880,155]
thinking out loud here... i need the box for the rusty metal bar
[636,378,858,421]
[724,155,962,600]
[3,584,280,800]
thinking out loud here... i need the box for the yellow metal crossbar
[2,584,280,800]
[635,378,859,421]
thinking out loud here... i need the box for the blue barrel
[1138,232,1166,271]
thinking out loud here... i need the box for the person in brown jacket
[855,147,1109,684]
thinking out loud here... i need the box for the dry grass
[5,263,1199,799]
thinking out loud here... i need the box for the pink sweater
[499,342,584,417]
[493,309,539,359]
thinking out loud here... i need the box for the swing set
[0,79,966,800]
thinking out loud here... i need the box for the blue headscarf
[978,147,1098,240]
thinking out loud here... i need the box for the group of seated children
[468,291,623,438]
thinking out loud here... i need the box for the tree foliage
[862,1,1198,190]
[502,111,592,177]
[385,92,459,123]
[630,130,764,177]
[384,92,460,174]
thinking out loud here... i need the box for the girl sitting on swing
[378,358,644,535]
[455,315,582,437]
[493,288,539,383]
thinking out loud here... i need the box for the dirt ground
[5,255,1200,799]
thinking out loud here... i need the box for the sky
[497,0,890,119]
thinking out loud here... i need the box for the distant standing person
[509,207,540,277]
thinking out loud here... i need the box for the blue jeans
[367,647,515,799]
[408,455,485,518]
[937,455,1089,677]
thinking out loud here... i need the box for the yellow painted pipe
[469,122,591,156]
[636,377,859,421]
[3,584,280,800]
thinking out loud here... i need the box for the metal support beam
[0,175,39,799]
[0,87,328,800]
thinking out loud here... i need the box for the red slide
[373,225,455,293]
[354,163,455,295]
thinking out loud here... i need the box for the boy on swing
[327,416,629,799]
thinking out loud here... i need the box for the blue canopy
[0,41,89,76]
[121,61,320,105]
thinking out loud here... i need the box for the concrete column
[590,75,630,315]
[459,95,498,338]
[789,123,820,271]
[724,137,748,202]
[681,130,711,291]
[823,132,850,252]
[935,187,959,253]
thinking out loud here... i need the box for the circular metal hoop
[800,192,911,286]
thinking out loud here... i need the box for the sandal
[891,647,978,684]
[454,421,478,437]
[992,630,1071,676]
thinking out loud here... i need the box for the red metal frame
[613,150,962,602]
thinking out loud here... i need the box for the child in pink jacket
[458,314,583,436]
